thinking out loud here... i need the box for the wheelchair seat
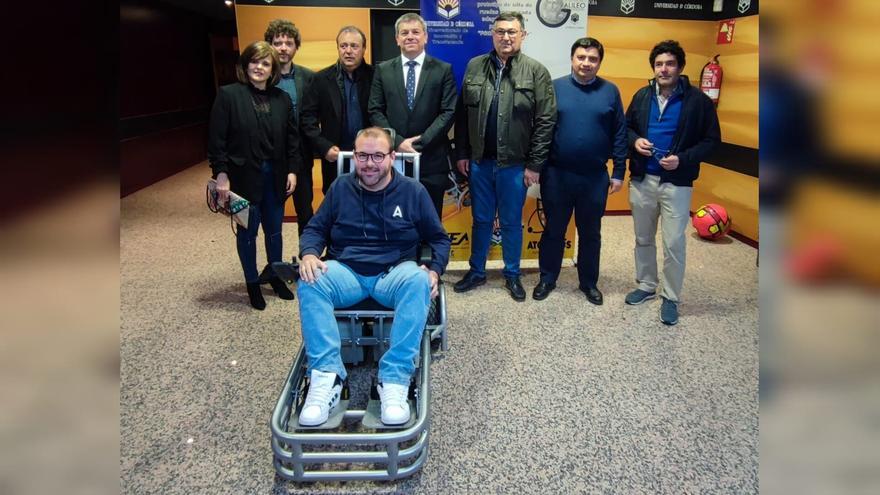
[336,297,392,312]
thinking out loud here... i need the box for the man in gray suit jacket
[265,19,316,235]
[368,12,457,218]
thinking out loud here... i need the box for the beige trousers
[628,175,693,302]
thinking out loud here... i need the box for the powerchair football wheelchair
[269,150,449,482]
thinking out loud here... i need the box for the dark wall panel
[121,124,208,197]
[120,0,213,118]
[120,0,218,197]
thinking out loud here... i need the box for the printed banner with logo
[423,0,588,262]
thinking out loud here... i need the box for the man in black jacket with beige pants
[624,40,721,325]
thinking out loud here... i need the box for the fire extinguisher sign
[717,19,735,44]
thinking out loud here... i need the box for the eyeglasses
[493,29,521,38]
[651,146,671,161]
[353,151,390,164]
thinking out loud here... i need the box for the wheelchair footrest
[270,261,299,286]
[288,400,350,431]
[361,400,416,430]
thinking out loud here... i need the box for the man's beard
[357,166,391,189]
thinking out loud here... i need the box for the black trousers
[420,172,449,221]
[320,159,337,195]
[293,163,314,236]
[538,166,610,289]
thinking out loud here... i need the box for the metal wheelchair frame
[270,150,450,482]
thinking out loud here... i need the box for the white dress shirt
[400,51,426,94]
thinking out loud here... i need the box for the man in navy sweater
[295,127,450,427]
[533,37,627,305]
[624,40,720,325]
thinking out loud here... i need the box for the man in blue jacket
[533,37,627,305]
[295,127,450,426]
[624,40,721,325]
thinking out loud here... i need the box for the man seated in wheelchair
[296,127,451,426]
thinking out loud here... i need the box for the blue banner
[421,0,497,88]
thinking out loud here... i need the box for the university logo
[393,205,403,218]
[387,0,405,7]
[437,0,460,20]
[737,0,751,14]
[536,0,571,28]
[620,0,635,15]
[490,229,502,246]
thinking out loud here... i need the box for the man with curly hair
[264,19,316,237]
[624,40,721,325]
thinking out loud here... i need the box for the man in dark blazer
[300,26,374,196]
[265,19,316,235]
[368,13,457,218]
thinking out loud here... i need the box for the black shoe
[532,281,556,301]
[268,277,295,300]
[581,287,604,305]
[453,270,486,293]
[504,276,526,301]
[246,282,266,310]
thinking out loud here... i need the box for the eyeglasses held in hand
[651,146,671,161]
[353,151,389,164]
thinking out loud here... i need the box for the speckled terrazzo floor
[120,163,758,494]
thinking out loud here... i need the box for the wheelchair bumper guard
[270,285,446,482]
[270,334,432,482]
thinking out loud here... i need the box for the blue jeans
[236,160,284,283]
[296,260,430,386]
[468,160,527,278]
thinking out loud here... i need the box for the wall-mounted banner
[517,0,590,79]
[236,0,419,8]
[441,174,576,263]
[421,1,495,87]
[588,0,757,20]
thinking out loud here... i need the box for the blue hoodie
[298,170,451,276]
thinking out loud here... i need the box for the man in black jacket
[301,26,374,196]
[265,19,316,235]
[623,40,721,325]
[368,12,457,218]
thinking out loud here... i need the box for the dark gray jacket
[454,51,557,172]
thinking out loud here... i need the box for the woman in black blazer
[208,41,301,310]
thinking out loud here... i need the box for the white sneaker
[378,383,411,425]
[299,370,342,426]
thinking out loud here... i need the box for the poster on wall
[717,18,735,44]
[515,0,589,78]
[423,0,588,262]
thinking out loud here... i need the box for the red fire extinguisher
[700,54,723,106]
